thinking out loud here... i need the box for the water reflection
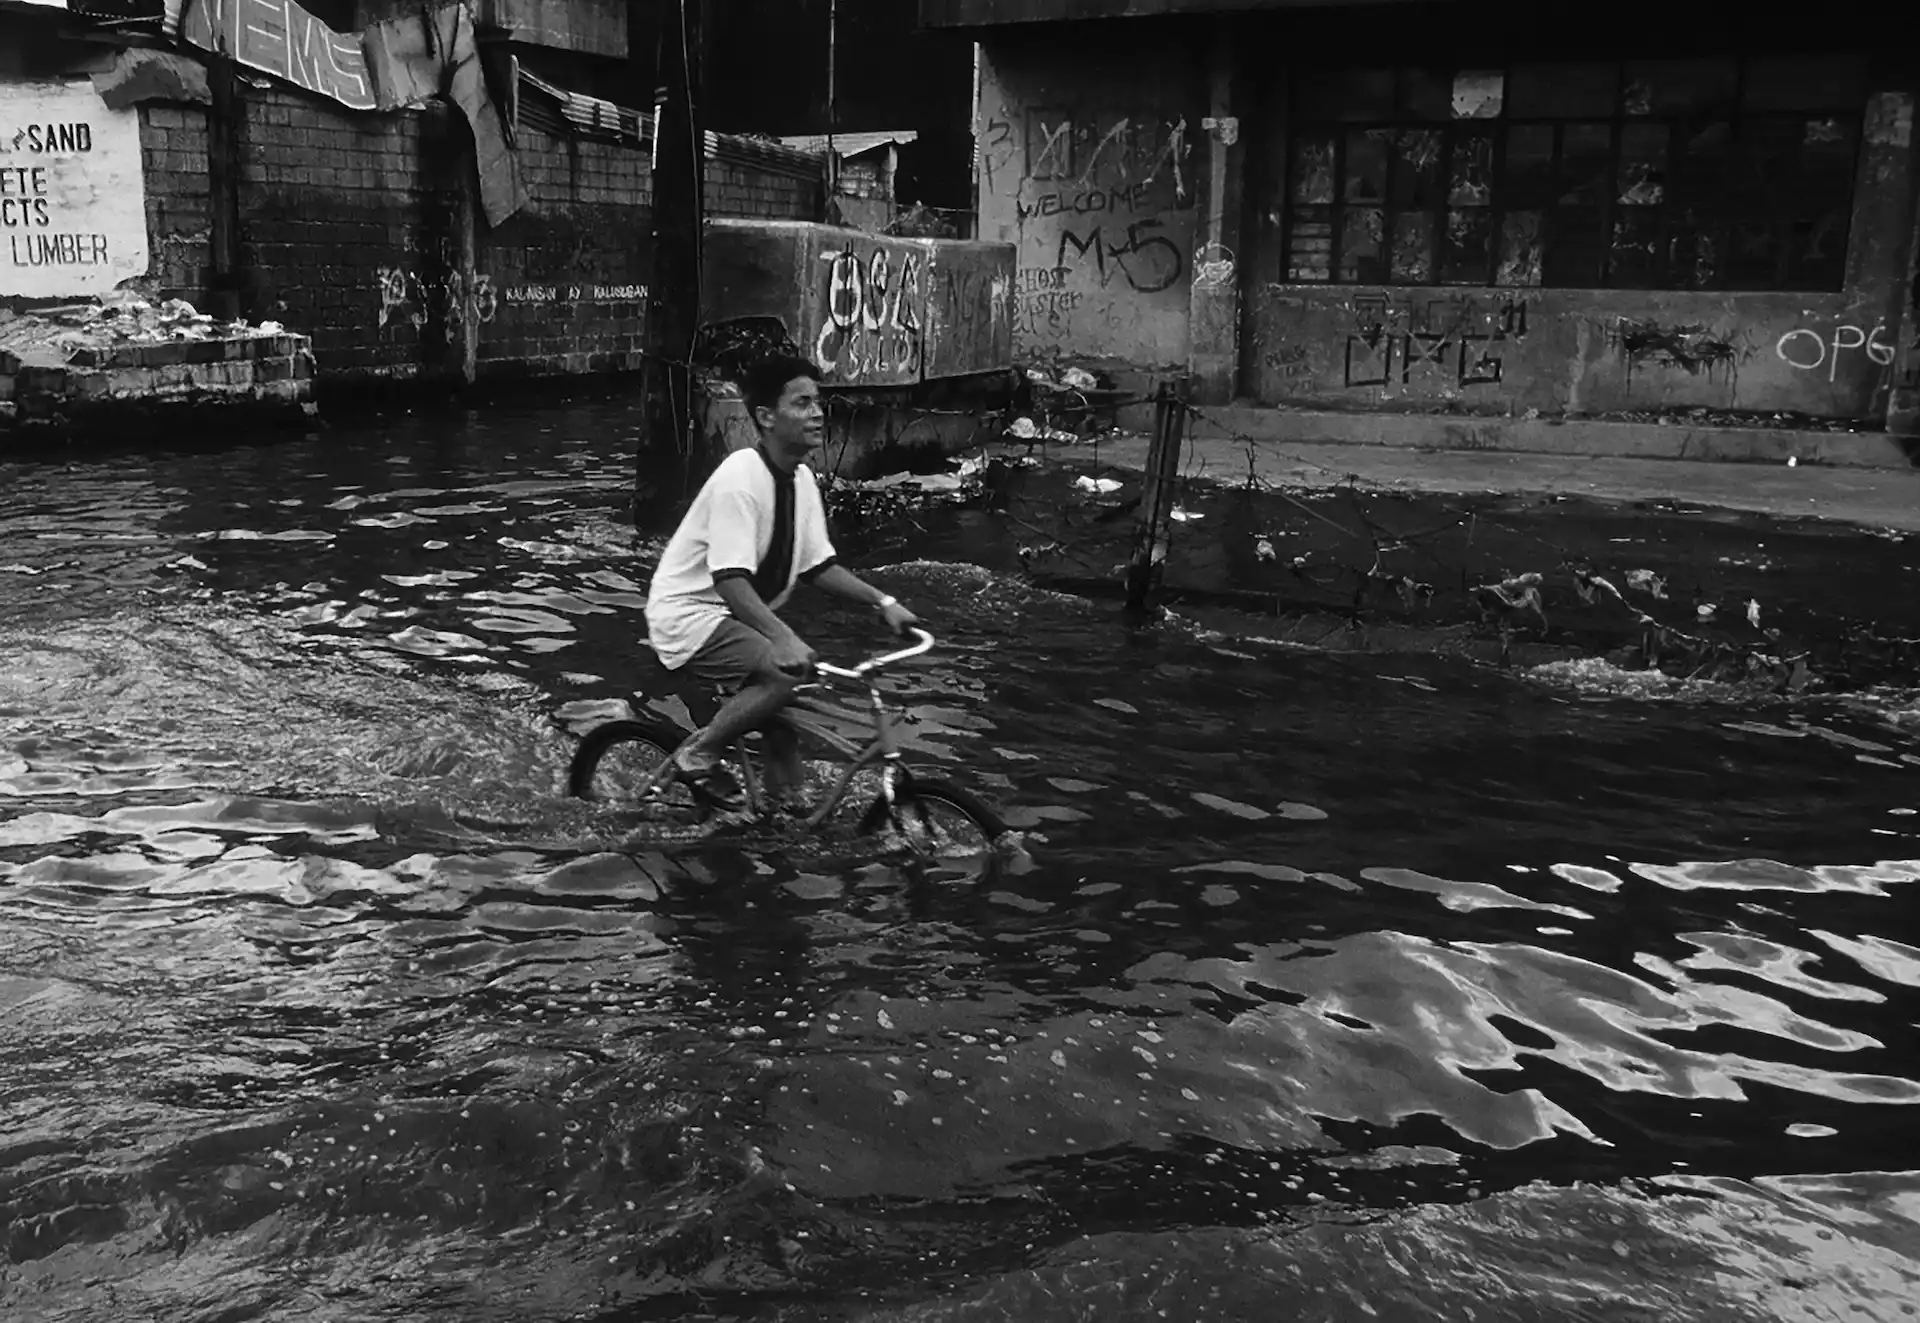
[3,405,1918,1319]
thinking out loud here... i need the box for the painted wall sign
[179,0,376,111]
[699,221,1014,386]
[1,80,150,298]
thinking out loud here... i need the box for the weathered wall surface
[4,78,152,301]
[702,219,1013,386]
[139,104,213,302]
[231,91,455,380]
[976,35,1202,370]
[474,126,650,380]
[1242,77,1917,420]
[1244,286,1898,417]
[136,85,819,385]
[971,16,1916,424]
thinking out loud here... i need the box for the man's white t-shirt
[645,447,836,669]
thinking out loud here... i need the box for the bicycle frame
[650,628,936,829]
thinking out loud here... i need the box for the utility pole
[637,0,708,520]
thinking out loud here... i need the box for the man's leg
[680,620,804,804]
[683,668,795,766]
[757,710,805,804]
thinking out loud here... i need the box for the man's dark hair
[740,354,822,421]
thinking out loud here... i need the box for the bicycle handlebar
[813,627,934,681]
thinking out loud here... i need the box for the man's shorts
[683,618,775,692]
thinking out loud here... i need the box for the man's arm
[714,575,814,672]
[807,564,920,636]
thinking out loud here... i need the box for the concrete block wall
[237,89,446,381]
[708,158,819,220]
[136,88,823,387]
[138,105,213,302]
[481,127,653,379]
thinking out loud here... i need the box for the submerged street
[3,402,1918,1321]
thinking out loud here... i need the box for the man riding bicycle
[644,353,919,813]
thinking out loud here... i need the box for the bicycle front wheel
[568,717,695,807]
[860,776,1008,868]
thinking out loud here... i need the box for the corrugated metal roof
[513,67,822,180]
[776,130,918,159]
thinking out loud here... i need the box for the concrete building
[923,0,1920,442]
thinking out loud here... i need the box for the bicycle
[567,629,1010,869]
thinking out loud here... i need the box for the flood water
[3,400,1918,1322]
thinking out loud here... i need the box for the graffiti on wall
[813,239,926,385]
[1015,267,1081,337]
[1776,322,1896,381]
[923,254,1013,379]
[498,283,648,304]
[1611,320,1743,379]
[984,102,1196,354]
[181,0,377,111]
[1054,219,1184,294]
[376,267,498,332]
[1341,294,1530,389]
[984,109,1191,209]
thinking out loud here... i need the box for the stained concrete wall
[1242,84,1917,421]
[701,219,1014,386]
[975,21,1920,426]
[1243,287,1892,418]
[134,86,818,387]
[976,32,1204,372]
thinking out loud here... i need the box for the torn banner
[174,0,525,225]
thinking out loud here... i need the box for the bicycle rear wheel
[859,776,1008,872]
[568,717,695,807]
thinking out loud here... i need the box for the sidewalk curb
[1112,402,1915,470]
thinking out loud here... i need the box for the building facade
[926,0,1920,435]
[2,0,824,394]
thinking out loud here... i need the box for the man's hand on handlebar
[772,632,817,678]
[879,598,920,638]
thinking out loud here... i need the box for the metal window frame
[1280,58,1863,293]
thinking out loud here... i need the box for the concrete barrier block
[105,367,157,396]
[70,371,116,401]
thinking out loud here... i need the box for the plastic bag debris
[1624,569,1668,599]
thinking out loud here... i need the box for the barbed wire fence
[1170,398,1833,688]
[871,369,1851,691]
[691,342,1898,691]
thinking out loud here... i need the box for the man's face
[757,375,824,463]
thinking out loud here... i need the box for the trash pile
[0,292,285,367]
[1004,361,1125,446]
[822,452,1035,527]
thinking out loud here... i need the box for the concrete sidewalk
[1042,432,1920,534]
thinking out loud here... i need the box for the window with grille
[1281,56,1865,291]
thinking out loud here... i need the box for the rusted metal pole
[205,54,243,323]
[1126,376,1187,612]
